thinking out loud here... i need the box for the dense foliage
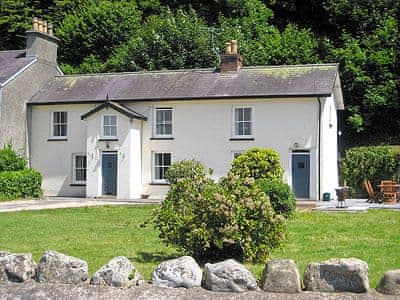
[0,143,26,172]
[341,146,400,194]
[1,0,399,146]
[0,144,42,200]
[231,148,283,181]
[0,169,42,200]
[256,179,296,218]
[154,159,286,262]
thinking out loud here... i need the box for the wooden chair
[380,180,397,204]
[363,180,382,203]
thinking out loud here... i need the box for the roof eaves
[30,93,333,105]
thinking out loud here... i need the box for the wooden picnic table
[377,182,400,203]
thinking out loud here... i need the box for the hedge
[341,146,400,195]
[0,169,42,201]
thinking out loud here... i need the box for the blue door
[292,153,310,199]
[102,152,117,196]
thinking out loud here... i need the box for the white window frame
[232,106,253,138]
[152,152,172,183]
[72,153,87,184]
[102,114,117,139]
[153,107,173,138]
[51,111,68,138]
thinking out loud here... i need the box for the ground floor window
[72,154,87,184]
[153,152,171,183]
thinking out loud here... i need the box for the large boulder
[376,270,400,295]
[152,256,202,288]
[0,252,36,282]
[90,256,142,287]
[203,259,258,292]
[261,259,301,293]
[304,258,369,293]
[36,250,88,284]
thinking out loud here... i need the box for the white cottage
[27,41,344,200]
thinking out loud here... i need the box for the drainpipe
[317,97,322,201]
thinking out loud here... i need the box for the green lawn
[0,205,399,287]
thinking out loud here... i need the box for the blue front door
[292,153,310,199]
[102,152,117,196]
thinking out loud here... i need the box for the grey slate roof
[0,50,35,86]
[30,64,340,104]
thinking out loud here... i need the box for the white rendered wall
[320,95,339,200]
[85,108,142,199]
[126,98,320,199]
[30,97,340,200]
[30,104,91,196]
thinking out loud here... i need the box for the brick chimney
[220,40,242,73]
[26,17,59,65]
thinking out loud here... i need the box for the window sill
[229,137,255,141]
[98,138,119,141]
[70,183,86,187]
[149,182,169,186]
[150,137,174,140]
[47,138,68,141]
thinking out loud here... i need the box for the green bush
[231,148,283,181]
[0,169,42,201]
[154,160,286,262]
[256,179,296,218]
[0,143,26,172]
[341,146,399,194]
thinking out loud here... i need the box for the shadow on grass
[134,251,178,263]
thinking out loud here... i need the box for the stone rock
[0,253,10,281]
[203,259,258,292]
[90,256,142,287]
[261,259,301,293]
[36,250,88,284]
[0,251,10,257]
[152,256,202,288]
[5,253,36,282]
[0,252,36,282]
[304,258,369,293]
[376,269,400,295]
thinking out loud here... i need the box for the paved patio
[314,198,400,212]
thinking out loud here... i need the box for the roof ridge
[56,68,216,78]
[56,63,338,78]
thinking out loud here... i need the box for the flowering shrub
[154,160,286,262]
[231,148,283,181]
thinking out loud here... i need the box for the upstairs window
[154,108,173,137]
[72,154,87,184]
[233,107,252,136]
[52,111,68,137]
[103,115,117,138]
[153,152,171,183]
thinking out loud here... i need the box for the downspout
[317,97,322,201]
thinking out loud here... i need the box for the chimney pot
[231,40,238,54]
[48,23,53,35]
[225,42,232,54]
[33,17,39,31]
[43,21,48,33]
[38,20,43,32]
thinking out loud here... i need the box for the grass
[0,205,399,287]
